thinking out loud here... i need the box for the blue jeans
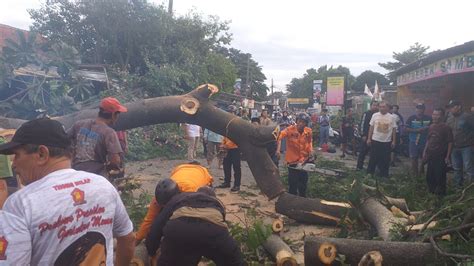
[451,146,473,186]
[319,126,329,146]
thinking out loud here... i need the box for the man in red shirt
[276,113,313,197]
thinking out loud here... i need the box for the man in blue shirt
[405,103,432,176]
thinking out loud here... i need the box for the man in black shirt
[357,101,379,170]
[340,108,356,158]
[146,179,244,266]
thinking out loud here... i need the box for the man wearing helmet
[135,162,213,244]
[145,179,244,266]
[276,113,313,197]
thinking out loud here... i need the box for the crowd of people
[0,95,472,265]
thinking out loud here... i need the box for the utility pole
[168,0,173,15]
[245,54,251,99]
[271,78,274,103]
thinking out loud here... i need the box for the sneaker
[217,183,230,188]
[230,186,240,192]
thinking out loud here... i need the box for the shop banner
[326,76,344,106]
[313,80,322,104]
[397,51,474,86]
[287,98,309,104]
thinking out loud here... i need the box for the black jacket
[360,110,375,137]
[145,192,226,256]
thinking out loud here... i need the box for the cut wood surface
[359,197,407,241]
[275,192,351,225]
[262,234,297,266]
[304,236,437,266]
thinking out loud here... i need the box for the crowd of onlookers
[186,99,473,197]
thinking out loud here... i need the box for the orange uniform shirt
[222,137,238,149]
[278,125,313,164]
[135,164,213,241]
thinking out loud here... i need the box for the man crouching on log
[145,179,244,266]
[276,113,313,197]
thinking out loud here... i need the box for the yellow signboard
[287,98,309,104]
[327,76,345,106]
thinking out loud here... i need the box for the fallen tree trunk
[304,236,437,266]
[275,192,351,225]
[359,197,407,241]
[262,234,297,266]
[361,184,410,213]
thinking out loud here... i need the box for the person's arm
[422,139,429,162]
[404,117,418,133]
[116,232,135,266]
[276,129,288,157]
[367,125,374,145]
[106,129,124,168]
[135,198,162,244]
[112,189,135,265]
[145,203,175,256]
[446,127,454,164]
[391,128,397,149]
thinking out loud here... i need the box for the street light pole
[168,0,173,14]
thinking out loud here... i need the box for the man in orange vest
[135,161,213,244]
[277,113,313,197]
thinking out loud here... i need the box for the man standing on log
[0,118,135,265]
[423,108,453,195]
[446,100,474,187]
[357,101,379,170]
[277,113,313,197]
[145,180,244,266]
[366,101,397,178]
[68,97,128,180]
[405,103,432,176]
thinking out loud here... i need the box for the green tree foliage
[0,0,265,119]
[352,70,389,92]
[219,48,269,100]
[286,65,355,98]
[28,0,238,94]
[379,42,430,82]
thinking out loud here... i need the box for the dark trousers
[288,166,309,197]
[223,148,241,187]
[367,141,391,178]
[426,155,447,195]
[158,217,244,266]
[357,140,370,170]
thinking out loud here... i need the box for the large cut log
[361,184,410,213]
[0,84,285,200]
[359,197,407,240]
[275,192,351,225]
[304,236,437,266]
[262,234,297,266]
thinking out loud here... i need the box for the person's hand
[444,156,451,165]
[362,136,367,142]
[366,139,372,146]
[276,150,281,159]
[422,153,427,163]
[391,142,396,149]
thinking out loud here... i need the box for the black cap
[0,118,71,155]
[416,103,425,110]
[446,100,461,108]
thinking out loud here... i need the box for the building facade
[395,41,474,119]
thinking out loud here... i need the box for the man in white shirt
[184,124,201,160]
[0,118,135,265]
[366,101,397,178]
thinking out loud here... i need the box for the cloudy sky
[1,0,473,91]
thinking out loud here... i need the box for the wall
[397,72,474,120]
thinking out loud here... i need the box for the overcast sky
[1,0,473,91]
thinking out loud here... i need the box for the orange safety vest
[278,125,313,164]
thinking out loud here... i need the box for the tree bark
[304,236,437,266]
[275,192,351,225]
[359,197,407,241]
[262,234,297,266]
